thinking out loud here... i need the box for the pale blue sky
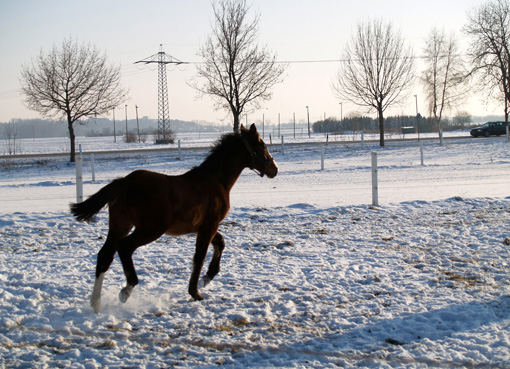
[0,0,497,125]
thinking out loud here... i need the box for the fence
[73,139,433,208]
[3,135,508,213]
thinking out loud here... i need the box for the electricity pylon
[135,44,184,144]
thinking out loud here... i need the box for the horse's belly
[164,211,203,236]
[165,223,195,236]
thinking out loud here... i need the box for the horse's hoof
[119,286,133,303]
[200,276,212,288]
[90,298,101,313]
[90,273,104,313]
[190,291,204,301]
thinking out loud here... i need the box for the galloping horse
[71,124,278,313]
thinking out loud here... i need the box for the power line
[147,53,470,66]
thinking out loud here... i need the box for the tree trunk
[505,97,509,141]
[67,118,76,163]
[233,111,240,133]
[505,96,509,125]
[434,116,442,141]
[377,107,385,147]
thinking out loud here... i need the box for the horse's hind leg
[201,232,225,288]
[90,213,132,313]
[90,234,118,313]
[117,228,164,304]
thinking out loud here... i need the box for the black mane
[185,132,245,177]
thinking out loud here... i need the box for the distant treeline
[311,113,484,134]
[1,113,504,139]
[0,117,228,139]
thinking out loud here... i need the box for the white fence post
[76,144,83,203]
[361,132,365,147]
[371,151,378,206]
[420,142,424,166]
[91,153,96,182]
[281,135,285,155]
[178,139,181,160]
[321,147,325,170]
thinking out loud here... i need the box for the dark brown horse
[71,124,277,313]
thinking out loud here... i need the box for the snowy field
[0,133,509,368]
[0,128,470,156]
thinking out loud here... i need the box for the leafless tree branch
[334,19,415,146]
[421,28,469,139]
[465,0,510,123]
[20,38,128,161]
[194,0,285,132]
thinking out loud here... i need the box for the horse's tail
[70,178,125,222]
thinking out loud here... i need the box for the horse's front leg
[188,229,216,301]
[201,232,225,288]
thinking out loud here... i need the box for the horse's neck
[217,156,246,193]
[193,149,247,192]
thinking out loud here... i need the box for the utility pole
[113,107,116,143]
[135,44,185,144]
[124,104,128,141]
[135,105,140,143]
[306,106,310,138]
[293,112,296,139]
[414,94,420,141]
[262,113,265,139]
[278,113,280,138]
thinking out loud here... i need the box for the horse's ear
[240,124,247,133]
[249,123,258,134]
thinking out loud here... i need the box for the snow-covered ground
[0,134,509,368]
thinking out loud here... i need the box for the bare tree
[334,19,415,146]
[20,39,127,162]
[465,0,510,126]
[453,110,472,128]
[3,119,20,155]
[195,0,285,133]
[421,28,468,140]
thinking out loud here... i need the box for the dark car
[470,121,508,137]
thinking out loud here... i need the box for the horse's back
[111,169,229,236]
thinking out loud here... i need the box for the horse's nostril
[267,162,278,178]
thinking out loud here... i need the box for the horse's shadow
[325,294,510,348]
[235,295,510,367]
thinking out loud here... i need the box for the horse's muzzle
[264,158,278,178]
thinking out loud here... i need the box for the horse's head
[241,124,278,178]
